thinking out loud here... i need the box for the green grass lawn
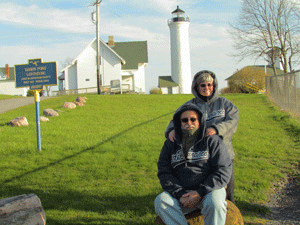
[0,94,23,100]
[0,94,299,224]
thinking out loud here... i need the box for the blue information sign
[15,58,57,90]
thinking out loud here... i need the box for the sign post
[15,59,57,151]
[34,90,41,151]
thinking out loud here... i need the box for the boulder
[73,101,84,107]
[9,117,29,127]
[155,200,244,225]
[0,193,46,225]
[62,102,76,109]
[43,109,59,117]
[76,96,86,103]
[40,116,49,122]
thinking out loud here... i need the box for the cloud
[0,2,93,33]
[0,40,90,69]
[190,23,230,48]
[148,0,178,13]
[102,0,179,13]
[0,1,171,45]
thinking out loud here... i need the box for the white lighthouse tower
[168,6,192,94]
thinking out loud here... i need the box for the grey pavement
[0,97,53,114]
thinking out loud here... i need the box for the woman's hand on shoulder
[205,128,217,137]
[168,130,176,142]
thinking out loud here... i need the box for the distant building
[59,36,148,94]
[0,64,28,96]
[225,65,284,87]
[158,76,179,94]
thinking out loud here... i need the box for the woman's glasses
[200,83,213,88]
[181,117,197,123]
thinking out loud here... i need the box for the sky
[0,0,267,93]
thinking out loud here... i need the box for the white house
[0,64,28,96]
[59,36,148,94]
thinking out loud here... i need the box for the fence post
[287,75,290,109]
[295,73,298,114]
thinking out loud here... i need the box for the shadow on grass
[1,111,174,185]
[46,218,148,225]
[270,108,300,144]
[0,112,172,224]
[3,184,158,225]
[236,200,268,216]
[0,122,9,127]
[236,200,269,225]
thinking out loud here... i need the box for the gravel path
[264,169,300,224]
[0,96,52,114]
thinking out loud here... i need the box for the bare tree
[229,0,300,75]
[60,57,74,69]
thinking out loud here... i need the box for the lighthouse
[168,6,192,94]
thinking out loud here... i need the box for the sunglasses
[200,83,213,88]
[181,117,198,123]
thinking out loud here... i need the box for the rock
[155,200,244,225]
[76,96,86,103]
[62,102,76,109]
[73,101,84,106]
[9,117,29,127]
[43,109,59,117]
[40,116,49,122]
[0,193,46,225]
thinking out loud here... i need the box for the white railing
[52,84,145,96]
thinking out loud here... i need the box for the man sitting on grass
[154,103,232,225]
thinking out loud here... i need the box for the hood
[173,103,206,141]
[191,70,219,101]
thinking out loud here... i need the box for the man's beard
[182,125,199,136]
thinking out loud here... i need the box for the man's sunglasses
[200,83,213,88]
[181,117,197,123]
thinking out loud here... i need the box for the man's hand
[179,191,201,208]
[205,128,217,137]
[168,130,176,142]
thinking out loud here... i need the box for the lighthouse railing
[168,17,190,24]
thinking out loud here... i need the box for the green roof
[112,41,148,70]
[0,67,15,81]
[159,76,178,87]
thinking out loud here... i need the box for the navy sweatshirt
[157,103,232,200]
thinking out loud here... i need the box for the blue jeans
[154,188,227,225]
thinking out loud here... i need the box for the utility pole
[93,0,102,94]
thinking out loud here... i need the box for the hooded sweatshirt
[157,103,232,200]
[165,70,239,159]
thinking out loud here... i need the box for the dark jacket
[158,103,232,200]
[165,70,239,159]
